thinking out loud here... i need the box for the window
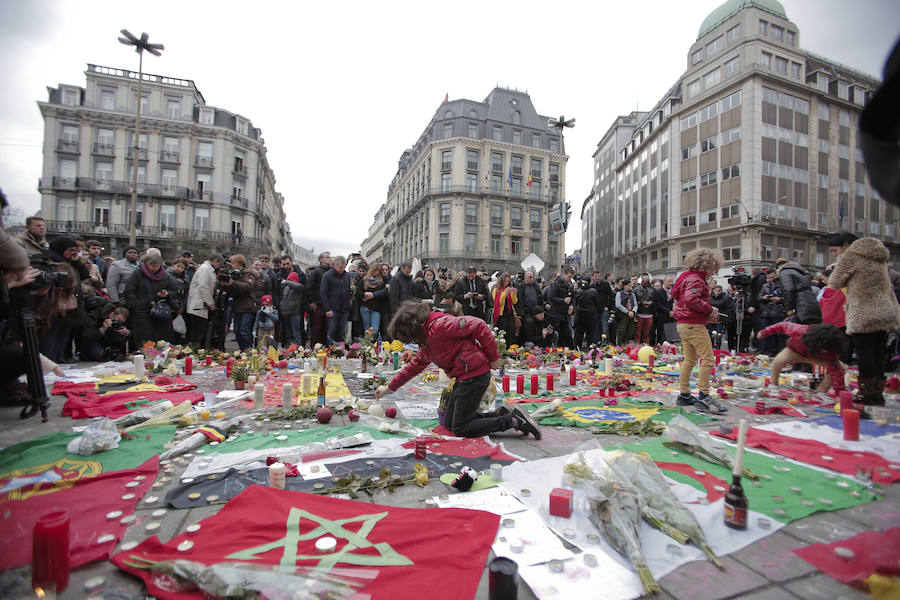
[700,209,718,224]
[721,204,741,219]
[679,113,698,131]
[199,108,214,125]
[762,160,777,176]
[681,177,697,191]
[700,170,718,187]
[464,233,476,253]
[166,97,180,119]
[761,52,772,68]
[530,208,541,230]
[796,133,809,147]
[786,30,795,46]
[530,157,542,178]
[441,173,452,192]
[727,24,741,42]
[94,161,112,181]
[778,127,793,143]
[512,130,521,145]
[160,204,176,230]
[722,163,741,180]
[721,90,742,111]
[762,87,778,104]
[681,144,695,160]
[531,133,541,148]
[466,149,479,171]
[468,123,478,138]
[511,237,521,255]
[853,87,867,105]
[491,235,502,254]
[706,36,724,57]
[236,118,248,136]
[759,20,767,36]
[441,149,452,171]
[795,98,809,115]
[778,204,793,220]
[839,144,850,160]
[700,135,717,153]
[839,110,851,127]
[838,81,850,101]
[439,233,449,252]
[163,136,179,159]
[817,73,829,93]
[818,103,830,120]
[818,139,830,154]
[443,123,453,138]
[773,56,787,75]
[511,155,523,175]
[100,88,115,110]
[466,172,478,193]
[510,206,522,228]
[691,49,704,65]
[721,126,741,144]
[791,62,802,79]
[794,168,808,184]
[62,88,79,106]
[855,182,866,197]
[194,207,209,230]
[724,56,740,78]
[818,174,829,188]
[58,198,75,223]
[763,124,778,140]
[60,124,79,144]
[771,25,784,42]
[492,125,502,141]
[491,203,503,226]
[439,202,450,224]
[778,164,793,180]
[465,202,477,224]
[58,158,77,182]
[96,128,114,149]
[196,173,211,197]
[94,200,110,227]
[700,101,718,122]
[491,174,503,193]
[549,137,559,153]
[686,79,700,97]
[681,214,697,227]
[549,163,559,183]
[511,110,521,125]
[703,68,721,89]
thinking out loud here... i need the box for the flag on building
[527,174,533,187]
[507,166,513,188]
[839,196,845,219]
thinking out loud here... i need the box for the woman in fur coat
[829,237,900,405]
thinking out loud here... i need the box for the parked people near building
[829,237,900,406]
[84,239,106,279]
[591,271,615,344]
[672,248,726,414]
[614,280,637,344]
[573,276,599,349]
[776,257,822,325]
[389,261,415,316]
[546,266,575,347]
[124,254,178,348]
[633,273,655,344]
[375,300,541,440]
[491,273,519,345]
[306,251,332,346]
[708,284,732,350]
[225,254,259,352]
[412,267,438,306]
[166,257,190,342]
[757,270,788,355]
[358,263,389,335]
[320,255,351,345]
[454,266,489,322]
[186,253,222,346]
[106,245,140,304]
[516,270,545,345]
[278,255,307,347]
[652,276,674,345]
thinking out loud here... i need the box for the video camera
[217,265,242,284]
[727,266,752,292]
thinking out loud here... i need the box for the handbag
[512,305,523,335]
[145,278,173,321]
[172,314,187,335]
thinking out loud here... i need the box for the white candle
[604,358,613,374]
[254,384,265,409]
[282,383,293,405]
[134,355,144,382]
[268,462,285,489]
[733,419,748,476]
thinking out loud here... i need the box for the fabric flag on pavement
[618,437,874,522]
[737,404,806,418]
[713,426,900,485]
[1,457,158,568]
[793,527,900,583]
[53,375,200,419]
[240,371,352,408]
[523,399,712,428]
[114,486,500,600]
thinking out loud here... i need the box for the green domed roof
[698,0,787,39]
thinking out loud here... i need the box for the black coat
[389,272,415,313]
[413,278,438,303]
[653,286,674,318]
[546,277,573,319]
[516,282,544,316]
[592,280,615,312]
[778,263,823,324]
[452,276,488,318]
[124,268,178,346]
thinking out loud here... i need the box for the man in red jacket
[375,301,541,439]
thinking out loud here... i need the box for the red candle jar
[598,388,606,397]
[607,387,615,397]
[648,355,655,368]
[569,367,576,386]
[32,511,70,593]
[414,437,427,460]
[502,375,510,393]
[764,377,770,387]
[530,374,539,395]
[546,373,554,392]
[225,359,234,378]
[516,374,524,395]
[755,400,767,414]
[184,357,193,375]
[838,391,854,413]
[842,408,860,441]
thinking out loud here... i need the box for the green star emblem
[226,507,414,569]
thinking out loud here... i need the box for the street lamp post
[118,29,164,246]
[548,115,574,268]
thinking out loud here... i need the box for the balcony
[194,155,214,168]
[126,147,149,160]
[56,140,80,154]
[159,150,181,164]
[232,164,248,178]
[421,184,555,202]
[92,143,115,157]
[230,195,248,208]
[79,177,130,193]
[39,176,78,191]
[426,249,520,262]
[44,219,263,247]
[191,189,212,202]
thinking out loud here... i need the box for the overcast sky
[1,0,897,257]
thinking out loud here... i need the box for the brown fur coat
[829,237,900,334]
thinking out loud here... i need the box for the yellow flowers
[390,340,404,353]
[414,464,429,487]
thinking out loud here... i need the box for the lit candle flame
[34,588,46,598]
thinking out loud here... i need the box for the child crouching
[759,322,848,393]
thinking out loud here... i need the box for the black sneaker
[676,393,695,406]
[511,406,542,440]
[497,403,511,416]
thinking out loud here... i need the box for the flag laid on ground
[1,457,158,568]
[793,527,900,583]
[520,398,712,428]
[713,427,900,485]
[113,486,499,600]
[53,375,200,419]
[618,437,874,522]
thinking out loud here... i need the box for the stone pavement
[0,362,897,600]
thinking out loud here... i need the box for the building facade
[581,0,890,278]
[362,88,568,276]
[37,63,296,258]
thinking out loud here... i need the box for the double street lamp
[118,29,164,246]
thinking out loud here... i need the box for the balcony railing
[159,150,181,163]
[126,147,149,160]
[426,249,521,261]
[194,155,214,168]
[230,195,248,208]
[191,189,212,201]
[92,143,115,156]
[232,165,248,177]
[39,176,78,190]
[56,140,80,154]
[422,184,557,202]
[45,219,263,247]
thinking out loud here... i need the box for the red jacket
[672,270,713,324]
[819,288,846,328]
[759,321,845,391]
[387,312,500,392]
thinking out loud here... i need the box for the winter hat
[261,294,273,306]
[287,272,299,282]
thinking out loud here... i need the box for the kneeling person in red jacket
[759,322,847,393]
[375,301,541,439]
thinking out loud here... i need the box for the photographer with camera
[221,254,259,351]
[757,269,788,355]
[775,257,822,325]
[124,254,178,347]
[708,284,731,350]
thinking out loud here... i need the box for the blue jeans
[281,314,302,347]
[326,311,348,345]
[360,306,381,334]
[596,308,610,343]
[234,312,255,351]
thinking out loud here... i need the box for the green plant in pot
[231,362,250,390]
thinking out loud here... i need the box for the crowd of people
[2,209,899,408]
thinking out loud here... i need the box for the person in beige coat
[829,237,900,405]
[186,253,223,345]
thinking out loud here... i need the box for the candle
[133,355,144,382]
[604,358,613,374]
[32,511,70,593]
[414,437,427,460]
[842,409,860,441]
[530,374,538,395]
[546,373,554,392]
[247,375,257,388]
[225,359,234,378]
[268,462,285,489]
[516,374,524,394]
[254,383,265,409]
[838,391,854,414]
[648,354,655,368]
[502,375,510,393]
[607,387,615,397]
[569,367,576,386]
[184,357,192,375]
[733,419,748,476]
[282,383,293,405]
[200,409,210,420]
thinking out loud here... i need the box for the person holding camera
[222,254,259,351]
[775,258,822,325]
[757,269,788,355]
[99,305,130,360]
[124,254,178,348]
[453,266,489,322]
[708,284,731,350]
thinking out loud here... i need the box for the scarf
[140,262,166,282]
[492,286,515,322]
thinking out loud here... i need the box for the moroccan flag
[113,486,500,600]
[527,174,533,187]
[54,375,200,419]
